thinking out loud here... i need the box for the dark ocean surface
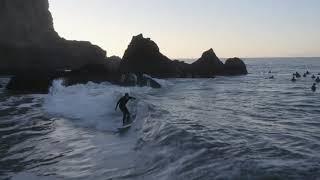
[1,58,320,180]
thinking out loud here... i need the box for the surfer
[312,83,317,92]
[115,93,136,125]
[291,75,296,82]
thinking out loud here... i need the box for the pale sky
[49,0,320,59]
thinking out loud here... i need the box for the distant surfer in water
[115,93,136,125]
[312,83,317,92]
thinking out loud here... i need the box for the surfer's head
[125,93,129,97]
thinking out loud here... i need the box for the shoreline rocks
[1,1,248,94]
[120,34,248,78]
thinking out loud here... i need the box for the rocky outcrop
[5,71,65,94]
[172,60,192,78]
[191,49,224,77]
[118,73,161,88]
[224,57,248,75]
[138,74,161,88]
[62,63,161,89]
[120,34,248,78]
[120,34,177,78]
[106,56,122,73]
[0,0,106,74]
[62,64,113,86]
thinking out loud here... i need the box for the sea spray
[43,79,164,131]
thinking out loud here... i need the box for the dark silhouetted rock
[120,34,177,78]
[118,73,161,88]
[0,0,106,74]
[224,57,248,75]
[107,56,122,62]
[137,74,161,88]
[191,49,224,77]
[106,56,121,73]
[5,71,65,94]
[119,73,138,87]
[63,64,161,88]
[63,64,112,86]
[172,60,192,78]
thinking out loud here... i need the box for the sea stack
[224,57,248,75]
[191,49,224,77]
[120,34,177,78]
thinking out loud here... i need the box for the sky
[49,0,320,59]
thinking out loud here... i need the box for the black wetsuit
[116,96,135,125]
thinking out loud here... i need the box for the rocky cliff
[0,0,106,74]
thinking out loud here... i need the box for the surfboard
[118,123,132,132]
[117,114,136,132]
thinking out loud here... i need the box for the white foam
[43,80,158,131]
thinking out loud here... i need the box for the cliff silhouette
[0,0,248,93]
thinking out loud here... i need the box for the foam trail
[43,80,153,131]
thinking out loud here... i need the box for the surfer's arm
[129,96,136,100]
[115,100,120,111]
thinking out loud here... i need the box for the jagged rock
[119,73,138,87]
[120,34,177,78]
[107,56,122,61]
[62,64,112,86]
[0,0,106,74]
[6,71,65,94]
[63,64,161,88]
[137,74,161,88]
[118,73,161,88]
[172,60,192,78]
[191,49,224,77]
[224,57,248,75]
[106,56,121,73]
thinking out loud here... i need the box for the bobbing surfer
[115,93,136,125]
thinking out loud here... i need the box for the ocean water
[1,58,320,180]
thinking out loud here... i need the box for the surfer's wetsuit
[115,94,136,125]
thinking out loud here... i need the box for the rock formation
[191,49,224,77]
[1,0,248,94]
[0,0,106,74]
[120,34,177,78]
[120,34,248,79]
[224,57,248,75]
[106,56,122,73]
[5,71,64,94]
